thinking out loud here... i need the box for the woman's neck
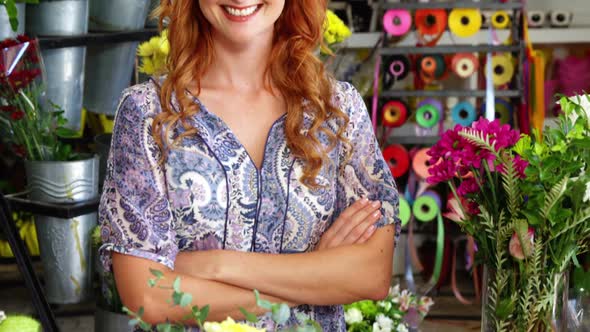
[202,30,274,93]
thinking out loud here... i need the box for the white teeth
[224,5,258,17]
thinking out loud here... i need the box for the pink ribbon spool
[383,9,412,36]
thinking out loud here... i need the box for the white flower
[373,322,392,332]
[344,307,363,324]
[376,313,394,330]
[584,182,590,203]
[389,285,400,297]
[396,324,409,332]
[0,311,5,324]
[377,300,393,311]
[399,290,412,311]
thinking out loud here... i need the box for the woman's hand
[315,198,382,250]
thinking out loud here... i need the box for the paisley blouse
[98,78,401,331]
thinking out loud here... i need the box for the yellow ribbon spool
[449,8,482,38]
[487,54,515,86]
[492,11,511,29]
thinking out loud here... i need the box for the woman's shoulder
[331,80,366,117]
[115,77,164,120]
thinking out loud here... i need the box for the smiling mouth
[222,4,262,17]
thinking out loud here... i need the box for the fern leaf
[541,176,569,219]
[500,157,520,218]
[459,129,499,156]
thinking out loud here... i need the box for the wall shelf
[380,44,522,55]
[380,1,523,10]
[381,89,521,98]
[38,29,159,49]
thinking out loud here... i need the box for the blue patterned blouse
[98,78,401,331]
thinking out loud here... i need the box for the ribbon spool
[487,54,514,86]
[492,11,511,29]
[415,9,448,46]
[412,148,431,179]
[412,191,441,222]
[549,10,572,28]
[383,55,411,89]
[449,8,482,38]
[383,9,412,36]
[419,54,445,83]
[451,101,477,126]
[382,100,408,127]
[382,144,410,178]
[527,10,546,28]
[399,197,411,227]
[415,98,442,128]
[451,53,479,78]
[481,98,513,124]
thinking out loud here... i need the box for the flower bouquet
[427,96,590,331]
[343,285,434,332]
[0,35,77,161]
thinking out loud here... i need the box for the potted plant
[343,285,434,332]
[25,0,89,131]
[427,96,590,331]
[0,35,100,304]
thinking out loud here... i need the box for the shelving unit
[381,89,522,98]
[38,29,159,49]
[380,1,523,10]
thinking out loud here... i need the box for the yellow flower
[137,29,170,75]
[323,10,351,46]
[203,318,265,332]
[138,57,155,75]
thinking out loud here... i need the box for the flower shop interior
[1,0,589,331]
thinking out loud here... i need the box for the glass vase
[481,266,569,332]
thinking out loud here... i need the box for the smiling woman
[98,0,401,331]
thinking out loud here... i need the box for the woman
[98,0,401,330]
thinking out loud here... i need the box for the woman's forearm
[178,225,396,306]
[112,253,292,325]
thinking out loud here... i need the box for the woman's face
[199,0,285,45]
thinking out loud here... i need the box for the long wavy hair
[152,0,350,188]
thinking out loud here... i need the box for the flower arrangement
[125,269,321,332]
[427,96,590,331]
[0,35,77,161]
[321,10,352,55]
[137,29,169,76]
[343,285,434,332]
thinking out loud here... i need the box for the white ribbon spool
[527,10,546,28]
[550,10,572,27]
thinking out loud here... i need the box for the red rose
[0,105,17,113]
[12,144,27,158]
[10,110,25,121]
[16,35,31,43]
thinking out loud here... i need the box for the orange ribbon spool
[412,148,432,180]
[415,9,448,46]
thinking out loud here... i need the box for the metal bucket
[89,0,150,31]
[0,3,25,40]
[26,0,88,131]
[24,155,99,204]
[25,155,99,304]
[95,307,133,332]
[84,42,138,115]
[94,133,112,190]
[35,213,97,304]
[145,0,160,28]
[85,0,150,115]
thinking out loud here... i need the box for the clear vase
[481,266,569,332]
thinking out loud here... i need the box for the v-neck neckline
[185,90,287,172]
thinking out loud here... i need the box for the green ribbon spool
[412,195,439,222]
[399,197,411,227]
[415,104,441,128]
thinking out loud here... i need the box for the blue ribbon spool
[451,101,477,126]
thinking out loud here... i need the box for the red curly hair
[152,0,349,187]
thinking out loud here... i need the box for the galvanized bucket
[25,155,99,304]
[85,0,150,115]
[95,307,133,332]
[0,3,25,40]
[26,0,89,131]
[145,0,160,28]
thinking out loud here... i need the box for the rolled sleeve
[98,89,178,272]
[335,82,401,240]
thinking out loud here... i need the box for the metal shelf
[381,89,521,98]
[380,1,523,10]
[388,135,440,145]
[5,193,99,219]
[380,44,521,55]
[38,29,159,49]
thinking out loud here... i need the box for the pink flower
[469,118,520,151]
[418,296,434,316]
[399,290,412,312]
[457,177,480,196]
[443,197,466,223]
[509,227,534,260]
[466,201,480,215]
[427,159,458,184]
